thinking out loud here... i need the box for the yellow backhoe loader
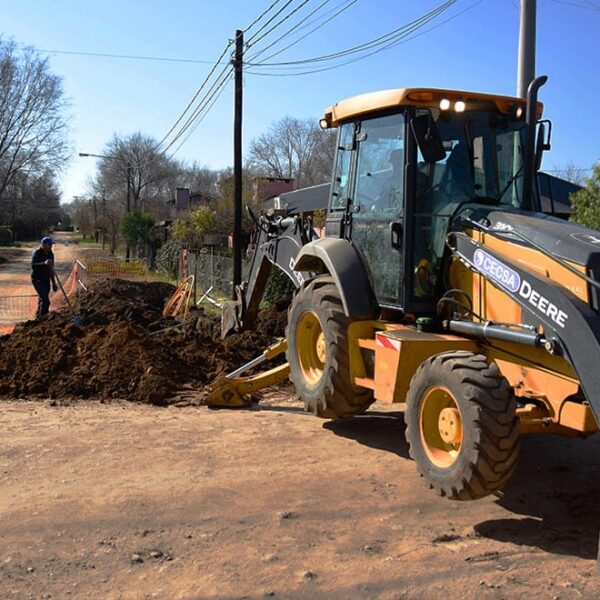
[210,75,600,504]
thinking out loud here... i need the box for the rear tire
[405,351,519,500]
[286,276,374,419]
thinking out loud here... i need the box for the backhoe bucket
[205,339,289,408]
[221,300,241,339]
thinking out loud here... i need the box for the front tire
[405,351,520,500]
[286,276,374,419]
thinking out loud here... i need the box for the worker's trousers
[32,279,51,318]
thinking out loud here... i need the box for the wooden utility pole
[232,29,244,298]
[126,161,132,260]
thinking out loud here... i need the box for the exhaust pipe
[522,74,548,212]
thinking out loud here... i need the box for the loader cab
[324,89,534,316]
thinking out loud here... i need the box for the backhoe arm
[221,209,318,337]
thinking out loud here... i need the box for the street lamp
[80,151,133,258]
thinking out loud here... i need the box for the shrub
[156,238,182,279]
[261,266,295,307]
[0,228,12,246]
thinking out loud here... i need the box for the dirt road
[0,234,85,331]
[0,233,80,294]
[1,392,599,599]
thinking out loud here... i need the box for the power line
[168,74,234,157]
[245,0,298,45]
[247,0,359,65]
[247,0,337,63]
[548,0,599,8]
[250,0,482,75]
[246,0,312,47]
[244,0,285,32]
[246,0,456,67]
[161,64,234,154]
[158,41,233,149]
[161,63,234,153]
[246,0,462,75]
[36,48,224,65]
[161,2,313,156]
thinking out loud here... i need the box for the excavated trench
[0,279,288,405]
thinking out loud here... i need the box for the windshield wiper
[498,164,524,203]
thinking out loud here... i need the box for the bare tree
[0,39,70,200]
[179,161,220,200]
[96,132,179,216]
[248,116,335,188]
[1,170,62,240]
[550,161,589,186]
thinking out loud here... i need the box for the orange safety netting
[51,260,83,309]
[0,256,150,331]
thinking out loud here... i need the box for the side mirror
[411,114,446,163]
[535,119,552,172]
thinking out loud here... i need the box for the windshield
[416,108,527,213]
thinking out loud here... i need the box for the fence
[80,257,148,283]
[0,256,150,331]
[0,295,38,333]
[183,250,236,303]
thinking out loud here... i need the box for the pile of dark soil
[0,279,289,405]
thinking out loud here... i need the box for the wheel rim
[295,310,326,386]
[419,386,463,468]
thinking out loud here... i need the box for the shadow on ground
[325,408,600,560]
[323,410,410,459]
[477,433,600,560]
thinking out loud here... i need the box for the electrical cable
[246,0,312,48]
[549,0,599,8]
[247,0,337,63]
[245,3,454,75]
[36,48,224,65]
[247,0,359,65]
[161,1,314,155]
[245,0,298,45]
[246,0,483,76]
[168,73,234,157]
[246,0,455,66]
[244,0,285,32]
[158,40,233,150]
[161,64,233,154]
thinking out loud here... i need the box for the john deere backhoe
[212,76,600,501]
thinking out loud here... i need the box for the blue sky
[1,0,598,201]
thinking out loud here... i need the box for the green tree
[120,210,159,266]
[171,205,218,248]
[571,162,600,230]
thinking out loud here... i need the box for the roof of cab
[322,87,542,127]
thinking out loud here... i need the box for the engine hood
[464,209,600,271]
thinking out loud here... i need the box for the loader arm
[221,209,318,337]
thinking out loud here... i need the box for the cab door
[350,112,406,307]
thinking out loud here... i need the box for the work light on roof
[439,98,451,111]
